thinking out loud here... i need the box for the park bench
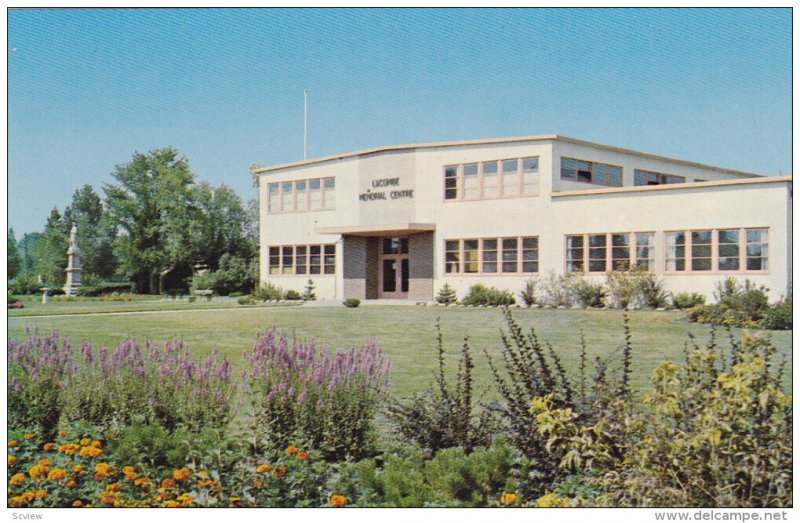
[194,289,213,301]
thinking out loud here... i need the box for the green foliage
[572,278,606,308]
[77,281,135,297]
[519,277,538,307]
[283,290,302,301]
[687,278,772,328]
[759,296,792,330]
[672,292,706,309]
[8,272,42,295]
[104,422,196,471]
[343,297,361,308]
[64,184,118,279]
[435,283,458,305]
[254,281,284,301]
[237,295,256,306]
[636,271,670,308]
[538,270,578,307]
[31,208,69,287]
[605,268,668,309]
[8,228,22,279]
[301,279,316,301]
[462,284,515,306]
[386,321,496,456]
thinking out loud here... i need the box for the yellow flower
[72,465,85,474]
[8,440,18,447]
[43,443,55,452]
[8,496,25,507]
[24,434,34,440]
[271,465,287,479]
[296,451,310,462]
[66,479,77,488]
[164,500,180,508]
[161,478,175,489]
[253,480,263,489]
[177,493,194,507]
[28,464,47,480]
[172,468,190,482]
[95,463,114,475]
[47,468,67,481]
[134,477,152,490]
[106,483,122,493]
[59,443,80,455]
[37,458,52,469]
[534,492,570,508]
[256,463,272,474]
[79,446,103,458]
[34,489,47,500]
[229,497,241,506]
[197,470,208,477]
[8,455,17,467]
[72,500,82,507]
[99,491,120,506]
[58,430,67,437]
[21,491,35,502]
[94,472,107,482]
[122,466,135,475]
[500,492,517,505]
[329,494,347,507]
[10,473,26,486]
[80,438,91,446]
[285,445,298,455]
[91,440,102,449]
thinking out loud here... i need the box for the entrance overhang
[316,223,436,237]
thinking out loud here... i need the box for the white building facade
[252,135,792,302]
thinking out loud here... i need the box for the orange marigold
[161,478,175,489]
[296,451,309,462]
[122,466,135,475]
[500,493,517,505]
[8,441,17,447]
[21,491,35,502]
[134,477,152,489]
[197,479,214,488]
[43,443,55,452]
[38,459,52,468]
[8,496,25,508]
[72,465,85,474]
[99,491,119,506]
[164,500,181,508]
[329,494,347,507]
[271,465,287,479]
[95,463,113,475]
[79,446,103,458]
[10,473,26,486]
[80,438,91,446]
[59,443,80,455]
[28,464,47,480]
[58,430,67,437]
[66,479,77,488]
[285,445,298,455]
[177,493,194,507]
[94,472,107,482]
[228,497,241,506]
[24,434,34,440]
[47,468,67,481]
[34,489,47,500]
[8,455,17,467]
[256,463,272,474]
[253,480,263,489]
[172,468,190,482]
[90,440,102,449]
[72,500,82,507]
[106,483,122,493]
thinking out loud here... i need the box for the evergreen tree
[64,184,118,279]
[31,208,69,286]
[7,228,21,279]
[436,283,458,305]
[302,279,316,301]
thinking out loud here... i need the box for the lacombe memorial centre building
[252,135,792,302]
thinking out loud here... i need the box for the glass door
[378,237,410,299]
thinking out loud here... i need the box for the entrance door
[378,237,410,299]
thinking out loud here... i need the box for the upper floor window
[444,157,539,201]
[634,169,685,186]
[268,177,335,213]
[561,158,622,187]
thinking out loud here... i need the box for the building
[252,135,792,303]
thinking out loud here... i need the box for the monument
[63,224,82,296]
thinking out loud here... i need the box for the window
[746,229,768,271]
[634,169,685,186]
[323,178,335,209]
[635,233,655,270]
[665,228,768,273]
[443,237,538,275]
[567,232,650,273]
[666,232,686,271]
[482,239,498,273]
[266,244,337,275]
[561,157,623,187]
[463,239,479,273]
[443,157,540,200]
[267,177,334,213]
[445,240,460,274]
[566,236,584,272]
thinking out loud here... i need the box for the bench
[194,289,213,301]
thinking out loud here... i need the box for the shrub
[605,270,641,308]
[77,281,135,297]
[343,297,361,308]
[435,283,458,305]
[240,328,391,460]
[519,277,538,307]
[637,271,669,308]
[283,290,302,301]
[301,279,317,301]
[687,278,772,328]
[672,292,705,309]
[190,255,257,296]
[759,294,792,330]
[255,281,284,302]
[238,295,256,306]
[386,321,496,456]
[572,278,606,308]
[538,270,577,307]
[8,272,42,295]
[8,292,20,304]
[462,284,515,307]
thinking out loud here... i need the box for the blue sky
[7,8,792,235]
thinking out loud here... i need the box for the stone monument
[63,224,82,296]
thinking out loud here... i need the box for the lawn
[7,299,792,398]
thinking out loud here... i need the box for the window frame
[267,243,337,275]
[566,231,654,274]
[663,227,770,275]
[443,156,540,202]
[560,157,623,187]
[266,177,335,214]
[443,237,539,275]
[633,169,686,186]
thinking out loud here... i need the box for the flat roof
[251,134,764,179]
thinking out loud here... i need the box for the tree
[63,184,118,279]
[7,228,21,279]
[104,148,199,294]
[17,232,41,274]
[31,208,69,286]
[192,182,256,269]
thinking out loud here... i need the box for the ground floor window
[444,236,538,275]
[567,232,656,273]
[666,228,768,273]
[268,243,336,275]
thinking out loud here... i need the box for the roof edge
[552,176,792,198]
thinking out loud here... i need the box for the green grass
[7,299,792,397]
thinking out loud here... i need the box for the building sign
[359,177,414,202]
